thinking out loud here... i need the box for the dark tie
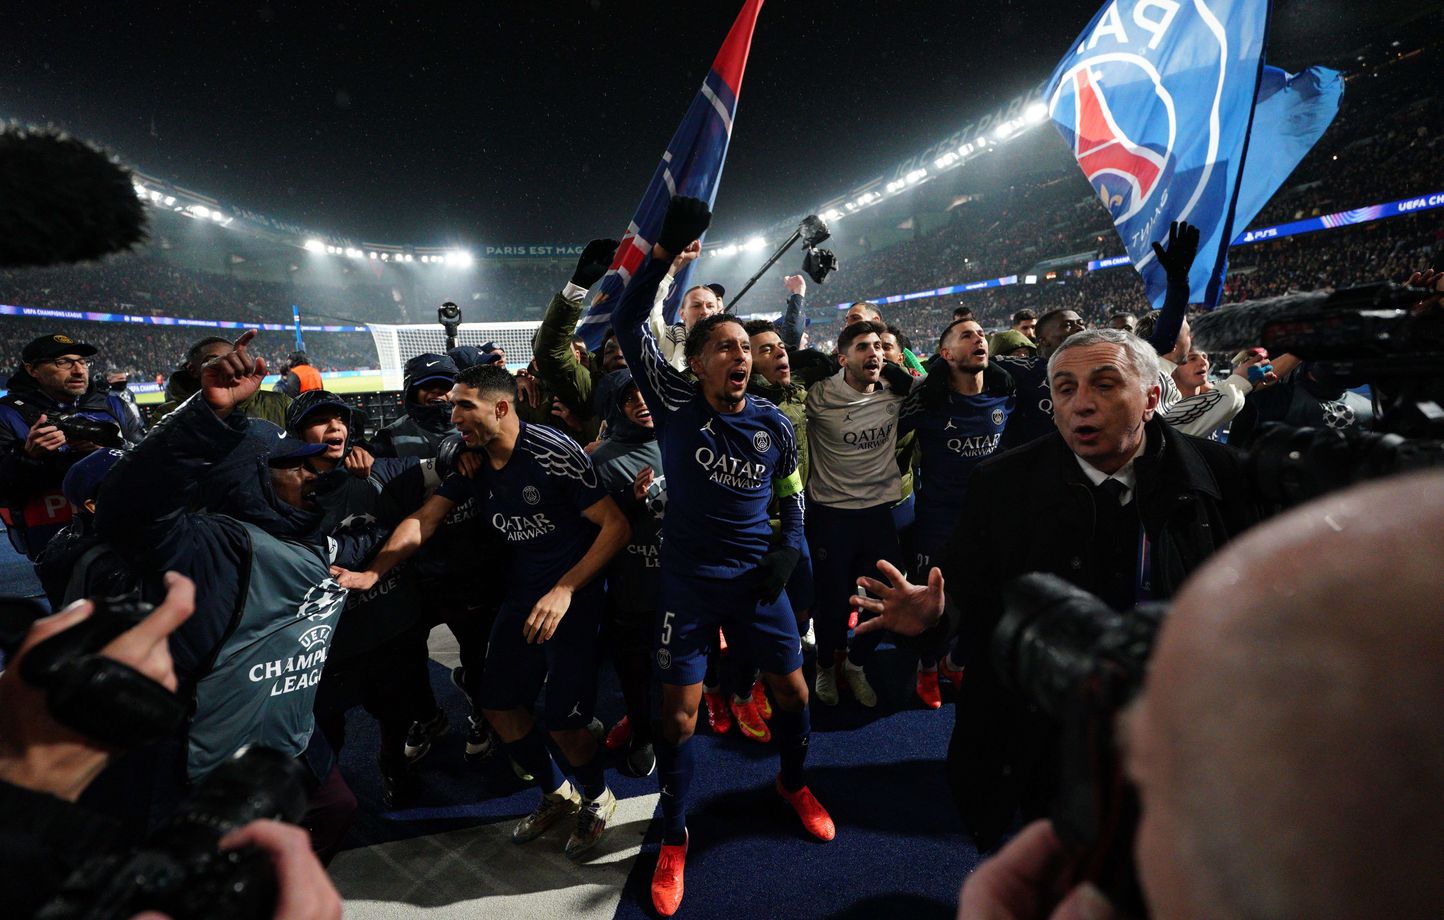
[1097,478,1128,507]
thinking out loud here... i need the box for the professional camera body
[0,593,186,745]
[39,746,311,920]
[992,573,1166,916]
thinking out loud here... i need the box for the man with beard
[898,319,1014,708]
[331,364,630,860]
[613,197,829,917]
[1,333,145,559]
[155,335,291,427]
[590,369,664,777]
[803,319,915,708]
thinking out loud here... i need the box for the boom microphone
[1188,291,1332,353]
[0,125,148,268]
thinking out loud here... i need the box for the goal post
[366,321,542,391]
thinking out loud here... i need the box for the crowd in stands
[0,316,376,384]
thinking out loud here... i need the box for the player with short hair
[612,197,831,918]
[331,363,630,860]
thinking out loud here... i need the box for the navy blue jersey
[993,355,1054,449]
[437,421,607,602]
[901,389,1013,552]
[613,255,805,579]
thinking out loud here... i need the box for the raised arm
[536,239,620,415]
[778,275,807,349]
[1146,221,1199,357]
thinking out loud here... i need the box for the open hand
[1150,221,1200,283]
[851,559,946,638]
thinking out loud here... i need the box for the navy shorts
[654,568,804,687]
[480,580,604,730]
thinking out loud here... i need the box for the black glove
[656,196,712,256]
[1151,220,1200,284]
[881,360,913,396]
[753,545,801,604]
[571,238,619,289]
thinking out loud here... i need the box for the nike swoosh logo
[425,360,441,367]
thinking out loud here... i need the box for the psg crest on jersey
[523,485,541,506]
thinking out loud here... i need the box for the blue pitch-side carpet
[336,643,979,919]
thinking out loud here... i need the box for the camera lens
[992,573,1128,720]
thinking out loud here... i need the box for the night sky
[2,1,1428,247]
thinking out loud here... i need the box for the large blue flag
[577,0,763,349]
[1045,0,1341,308]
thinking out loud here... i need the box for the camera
[991,572,1166,916]
[0,592,187,747]
[1242,422,1444,507]
[438,301,463,348]
[38,746,311,920]
[50,412,123,448]
[803,246,838,285]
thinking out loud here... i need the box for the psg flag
[1045,0,1341,308]
[577,0,764,349]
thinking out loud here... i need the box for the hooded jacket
[155,365,292,428]
[590,369,665,614]
[95,394,351,785]
[0,367,144,557]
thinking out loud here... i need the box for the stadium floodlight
[935,152,957,169]
[163,195,176,206]
[369,251,379,259]
[344,247,362,258]
[845,201,858,211]
[133,183,147,198]
[447,250,474,267]
[716,244,740,257]
[743,236,767,252]
[303,239,326,253]
[905,168,927,184]
[823,208,843,222]
[209,209,225,222]
[858,191,878,205]
[148,190,162,203]
[380,252,390,261]
[1025,101,1048,124]
[976,136,988,148]
[886,179,906,193]
[190,204,210,219]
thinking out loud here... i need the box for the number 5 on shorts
[660,611,675,646]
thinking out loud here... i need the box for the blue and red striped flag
[577,0,763,349]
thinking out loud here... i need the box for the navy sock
[504,730,565,794]
[572,752,607,800]
[655,736,695,845]
[773,706,811,792]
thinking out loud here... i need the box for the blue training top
[437,420,606,603]
[901,389,1013,552]
[612,253,805,580]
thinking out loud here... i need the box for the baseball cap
[705,283,726,301]
[243,418,329,466]
[403,352,459,394]
[62,447,125,508]
[285,389,353,434]
[23,333,98,364]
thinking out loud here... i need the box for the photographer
[852,328,1258,850]
[0,333,144,559]
[0,575,191,914]
[959,471,1444,920]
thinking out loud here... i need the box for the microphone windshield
[0,125,148,268]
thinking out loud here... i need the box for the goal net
[367,321,542,391]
